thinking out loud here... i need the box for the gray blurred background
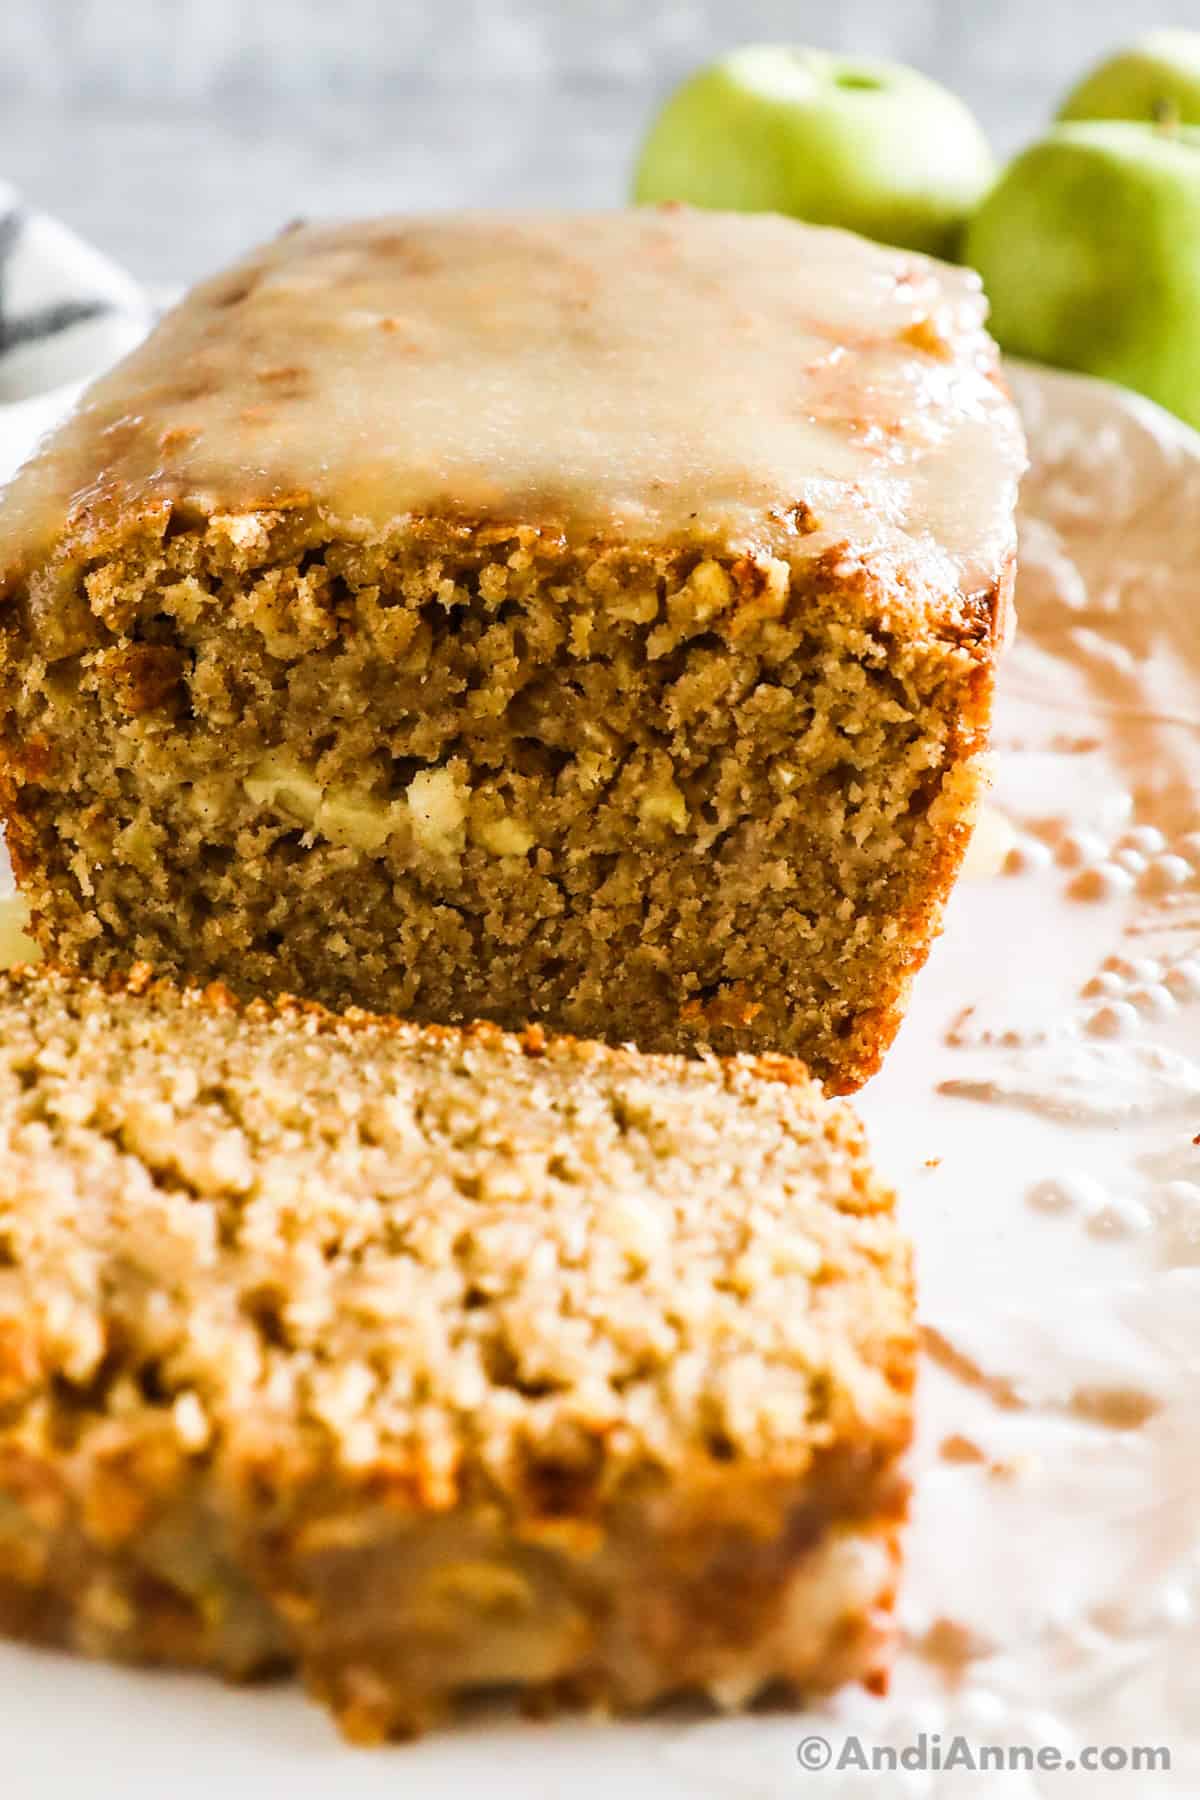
[3,0,1199,285]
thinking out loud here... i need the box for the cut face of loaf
[0,210,1024,1088]
[0,966,915,1740]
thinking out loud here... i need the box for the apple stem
[1152,96,1181,134]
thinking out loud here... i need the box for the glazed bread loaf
[0,964,915,1739]
[0,209,1024,1088]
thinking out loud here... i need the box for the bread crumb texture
[0,966,914,1737]
[0,511,1000,1092]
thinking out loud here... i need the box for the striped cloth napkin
[0,183,151,483]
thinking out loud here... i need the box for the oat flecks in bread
[0,209,1025,1089]
[0,964,914,1740]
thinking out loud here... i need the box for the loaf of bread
[0,208,1024,1089]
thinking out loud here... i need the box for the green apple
[964,121,1200,428]
[1058,29,1200,125]
[633,45,994,259]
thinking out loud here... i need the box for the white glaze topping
[0,210,1023,600]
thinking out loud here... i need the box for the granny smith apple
[964,121,1200,429]
[633,44,994,259]
[1058,29,1200,125]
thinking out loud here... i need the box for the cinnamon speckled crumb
[0,511,999,1092]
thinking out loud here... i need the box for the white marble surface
[0,0,1187,284]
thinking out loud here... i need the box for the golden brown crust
[0,958,864,1092]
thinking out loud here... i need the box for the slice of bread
[0,964,914,1739]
